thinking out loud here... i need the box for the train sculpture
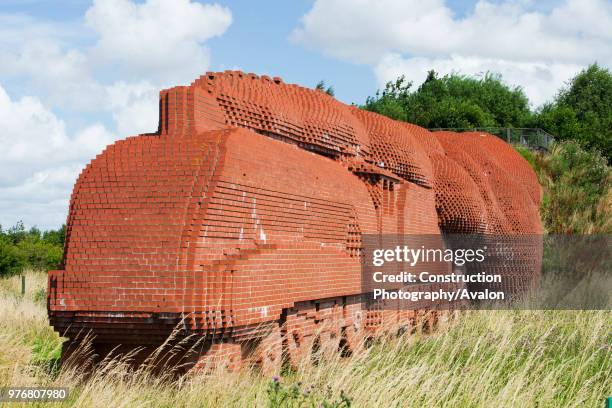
[48,71,542,372]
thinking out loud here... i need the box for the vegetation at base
[0,271,609,407]
[0,222,65,277]
[515,141,611,234]
[0,271,64,383]
[266,378,351,408]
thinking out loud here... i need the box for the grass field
[0,270,610,407]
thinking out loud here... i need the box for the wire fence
[429,127,555,151]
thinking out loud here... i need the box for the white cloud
[85,0,232,86]
[292,0,454,65]
[1,0,233,114]
[0,1,233,229]
[0,84,117,229]
[0,85,115,167]
[0,14,103,110]
[0,166,83,231]
[106,81,159,136]
[293,0,611,105]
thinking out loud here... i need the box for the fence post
[21,274,25,296]
[506,128,511,142]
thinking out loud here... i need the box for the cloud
[0,166,84,231]
[0,85,114,167]
[106,81,159,136]
[1,0,232,115]
[85,0,232,86]
[292,0,454,65]
[0,84,117,229]
[0,1,233,229]
[0,14,103,110]
[293,0,611,105]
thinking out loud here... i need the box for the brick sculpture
[48,71,542,372]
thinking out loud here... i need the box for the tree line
[0,222,65,277]
[362,63,611,161]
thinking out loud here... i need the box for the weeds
[266,377,352,408]
[517,141,611,234]
[0,271,610,407]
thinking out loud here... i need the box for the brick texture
[48,71,542,370]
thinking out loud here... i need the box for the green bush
[266,378,352,408]
[16,237,63,272]
[530,141,610,233]
[363,70,532,129]
[31,332,63,376]
[513,145,537,168]
[364,64,611,162]
[0,236,25,276]
[0,222,65,277]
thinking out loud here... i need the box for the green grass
[0,271,610,407]
[515,141,611,234]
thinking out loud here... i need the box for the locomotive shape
[48,71,542,371]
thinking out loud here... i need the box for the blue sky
[0,0,375,106]
[0,0,610,229]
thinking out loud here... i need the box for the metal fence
[429,127,555,151]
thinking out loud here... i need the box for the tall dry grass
[0,271,610,407]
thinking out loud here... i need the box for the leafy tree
[363,70,532,129]
[363,76,411,121]
[315,80,335,97]
[0,235,24,276]
[42,225,66,247]
[5,221,28,244]
[0,222,65,276]
[534,63,612,161]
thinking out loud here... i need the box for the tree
[315,80,335,97]
[363,70,532,129]
[42,224,66,247]
[0,222,65,276]
[363,75,412,121]
[0,235,24,276]
[534,63,612,161]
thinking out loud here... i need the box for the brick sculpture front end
[48,71,542,371]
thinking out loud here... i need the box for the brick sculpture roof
[157,70,541,234]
